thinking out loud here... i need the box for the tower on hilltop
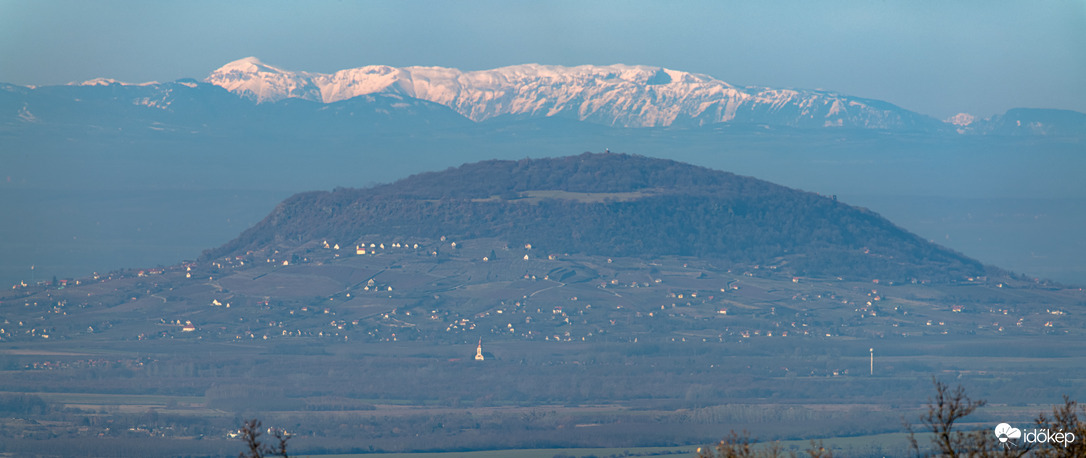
[475,339,485,361]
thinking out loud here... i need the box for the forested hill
[205,153,986,282]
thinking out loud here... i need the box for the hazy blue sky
[2,0,1083,119]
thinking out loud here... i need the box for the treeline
[366,152,774,198]
[206,153,983,282]
[0,394,48,415]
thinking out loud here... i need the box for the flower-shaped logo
[994,423,1022,445]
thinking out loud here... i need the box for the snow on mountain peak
[207,57,322,103]
[216,56,279,73]
[946,113,976,126]
[204,58,940,129]
[71,78,160,87]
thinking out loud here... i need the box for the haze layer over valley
[3,58,1084,289]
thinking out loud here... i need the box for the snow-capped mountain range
[4,57,1084,135]
[204,57,943,130]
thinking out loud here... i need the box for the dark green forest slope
[206,153,985,282]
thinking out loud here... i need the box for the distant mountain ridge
[3,58,1084,136]
[207,153,987,283]
[949,108,1086,136]
[0,79,470,134]
[204,57,946,130]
